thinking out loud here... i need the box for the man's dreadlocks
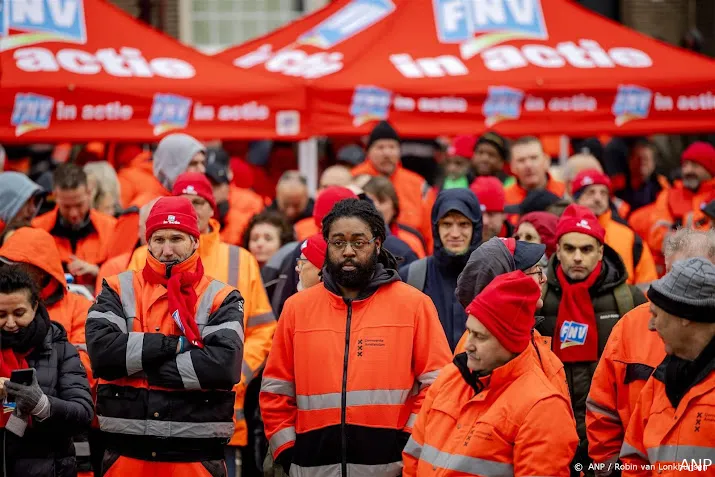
[322,198,399,270]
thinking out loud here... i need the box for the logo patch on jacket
[559,321,588,348]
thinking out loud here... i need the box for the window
[188,0,306,52]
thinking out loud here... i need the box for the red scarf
[143,258,205,348]
[553,262,602,362]
[1,349,28,428]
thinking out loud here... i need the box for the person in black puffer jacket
[0,266,93,477]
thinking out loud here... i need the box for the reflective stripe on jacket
[403,349,578,477]
[128,219,275,446]
[586,303,665,469]
[260,275,451,476]
[87,252,245,462]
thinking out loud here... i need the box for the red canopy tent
[0,0,306,143]
[217,0,715,138]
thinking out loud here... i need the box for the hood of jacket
[0,172,44,234]
[546,242,628,293]
[455,238,515,309]
[0,227,67,303]
[432,189,482,271]
[152,133,206,190]
[322,263,401,301]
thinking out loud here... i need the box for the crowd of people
[0,121,713,477]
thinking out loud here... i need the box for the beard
[682,175,701,192]
[326,248,378,290]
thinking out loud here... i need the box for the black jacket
[4,317,93,477]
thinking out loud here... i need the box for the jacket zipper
[341,299,353,477]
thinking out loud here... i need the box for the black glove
[274,448,294,474]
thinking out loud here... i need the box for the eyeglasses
[525,268,545,281]
[327,237,377,251]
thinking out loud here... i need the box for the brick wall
[620,0,690,45]
[109,0,180,39]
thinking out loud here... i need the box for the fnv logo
[612,85,652,127]
[149,94,192,136]
[0,0,87,52]
[482,86,523,126]
[581,176,594,186]
[576,219,591,230]
[164,214,181,225]
[559,321,588,348]
[182,185,197,195]
[11,93,54,136]
[298,0,395,49]
[350,85,392,127]
[433,0,547,59]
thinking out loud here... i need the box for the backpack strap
[613,282,634,317]
[632,234,643,269]
[406,258,428,291]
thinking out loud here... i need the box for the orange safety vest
[620,351,715,475]
[129,220,276,446]
[33,208,117,286]
[599,210,658,287]
[403,346,578,477]
[88,252,242,462]
[504,174,566,207]
[586,303,665,468]
[219,185,265,246]
[260,277,451,476]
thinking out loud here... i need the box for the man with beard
[0,172,46,246]
[33,164,116,288]
[630,141,715,274]
[261,198,451,477]
[86,196,244,476]
[400,189,482,351]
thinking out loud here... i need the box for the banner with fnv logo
[0,0,306,141]
[219,0,715,138]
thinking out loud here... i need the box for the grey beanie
[153,133,205,190]
[647,257,715,322]
[0,172,44,233]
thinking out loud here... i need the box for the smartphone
[6,369,35,403]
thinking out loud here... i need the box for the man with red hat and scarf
[86,196,245,477]
[538,204,646,477]
[403,271,578,476]
[572,169,658,287]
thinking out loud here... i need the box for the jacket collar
[322,263,401,305]
[145,248,201,279]
[199,218,222,254]
[454,345,538,397]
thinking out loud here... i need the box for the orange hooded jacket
[403,346,578,477]
[599,210,658,287]
[586,303,666,469]
[128,219,276,446]
[0,227,93,385]
[219,185,265,246]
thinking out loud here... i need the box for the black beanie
[367,121,400,150]
[475,131,508,161]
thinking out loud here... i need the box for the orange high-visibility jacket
[260,272,452,476]
[129,219,275,446]
[352,161,432,253]
[33,208,117,285]
[619,352,715,476]
[293,217,319,242]
[599,210,658,287]
[220,185,265,246]
[504,174,566,206]
[87,252,244,461]
[586,303,665,469]
[403,347,578,477]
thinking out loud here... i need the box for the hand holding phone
[6,369,36,403]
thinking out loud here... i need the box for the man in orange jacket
[33,164,116,289]
[587,228,715,476]
[620,257,715,476]
[351,121,433,252]
[86,196,244,477]
[260,198,451,477]
[127,173,275,474]
[504,136,566,208]
[403,271,578,476]
[572,169,658,287]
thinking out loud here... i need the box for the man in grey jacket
[0,172,45,245]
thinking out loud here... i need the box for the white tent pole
[559,135,569,168]
[298,137,319,197]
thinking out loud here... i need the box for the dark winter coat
[4,312,93,477]
[400,189,482,351]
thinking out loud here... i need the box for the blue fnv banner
[0,0,87,51]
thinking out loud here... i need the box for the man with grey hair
[621,256,715,472]
[586,228,715,476]
[267,170,313,224]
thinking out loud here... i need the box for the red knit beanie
[448,135,477,159]
[470,176,505,213]
[682,141,715,177]
[571,169,611,197]
[172,172,216,209]
[555,204,605,243]
[145,197,200,242]
[465,270,540,353]
[313,186,358,228]
[301,233,327,268]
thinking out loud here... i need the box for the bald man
[267,171,314,224]
[319,165,353,190]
